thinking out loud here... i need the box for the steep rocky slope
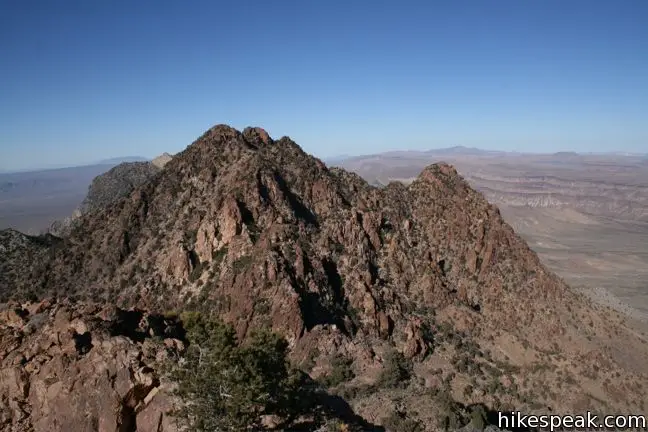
[2,125,648,430]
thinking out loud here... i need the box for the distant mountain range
[96,156,149,164]
[0,156,149,174]
[426,145,505,155]
[330,147,648,166]
[5,148,645,175]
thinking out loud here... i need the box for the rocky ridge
[337,152,648,319]
[79,162,162,215]
[2,125,648,430]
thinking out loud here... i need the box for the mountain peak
[197,124,274,149]
[152,152,174,169]
[2,124,647,428]
[418,161,459,179]
[242,126,273,146]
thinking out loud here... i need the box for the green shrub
[184,229,198,246]
[382,411,424,432]
[469,405,487,431]
[188,261,204,282]
[211,246,228,266]
[301,346,320,371]
[171,313,303,431]
[233,255,253,271]
[254,298,271,315]
[435,389,467,432]
[376,348,413,388]
[321,356,355,388]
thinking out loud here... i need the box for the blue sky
[1,0,647,170]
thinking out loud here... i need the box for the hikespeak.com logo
[498,411,647,431]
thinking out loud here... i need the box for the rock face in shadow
[2,125,648,429]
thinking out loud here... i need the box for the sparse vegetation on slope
[2,125,648,431]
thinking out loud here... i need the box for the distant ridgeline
[48,153,174,237]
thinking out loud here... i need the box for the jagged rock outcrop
[0,300,183,432]
[152,153,173,169]
[47,209,83,238]
[3,125,648,429]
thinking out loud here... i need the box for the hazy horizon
[2,0,647,171]
[3,144,647,175]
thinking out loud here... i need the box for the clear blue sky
[1,0,647,170]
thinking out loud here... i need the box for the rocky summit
[1,125,647,431]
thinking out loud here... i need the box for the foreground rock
[0,300,183,432]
